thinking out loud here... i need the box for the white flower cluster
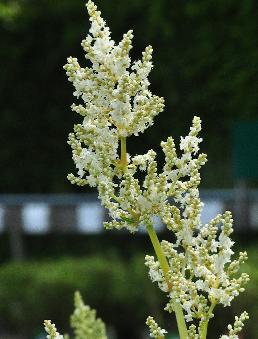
[71,291,107,339]
[65,1,249,338]
[64,2,206,234]
[44,320,64,339]
[64,0,164,190]
[146,316,167,339]
[220,311,249,339]
[44,292,107,339]
[99,116,206,232]
[145,212,249,335]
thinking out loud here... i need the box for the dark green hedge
[0,247,257,338]
[0,255,164,338]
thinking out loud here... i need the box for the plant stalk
[146,223,188,339]
[120,136,127,167]
[199,301,217,339]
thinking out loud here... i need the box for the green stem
[146,223,188,339]
[199,301,217,339]
[120,136,127,167]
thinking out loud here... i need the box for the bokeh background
[0,0,258,338]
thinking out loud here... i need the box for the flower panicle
[65,1,249,337]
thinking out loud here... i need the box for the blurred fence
[0,190,257,259]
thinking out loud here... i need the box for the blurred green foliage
[0,1,20,21]
[0,0,258,192]
[0,255,164,338]
[0,247,257,338]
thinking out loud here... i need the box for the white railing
[1,190,258,233]
[0,190,257,259]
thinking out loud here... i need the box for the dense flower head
[65,0,165,198]
[64,1,206,234]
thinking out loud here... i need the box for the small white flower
[180,135,202,154]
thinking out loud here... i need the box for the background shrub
[0,246,257,338]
